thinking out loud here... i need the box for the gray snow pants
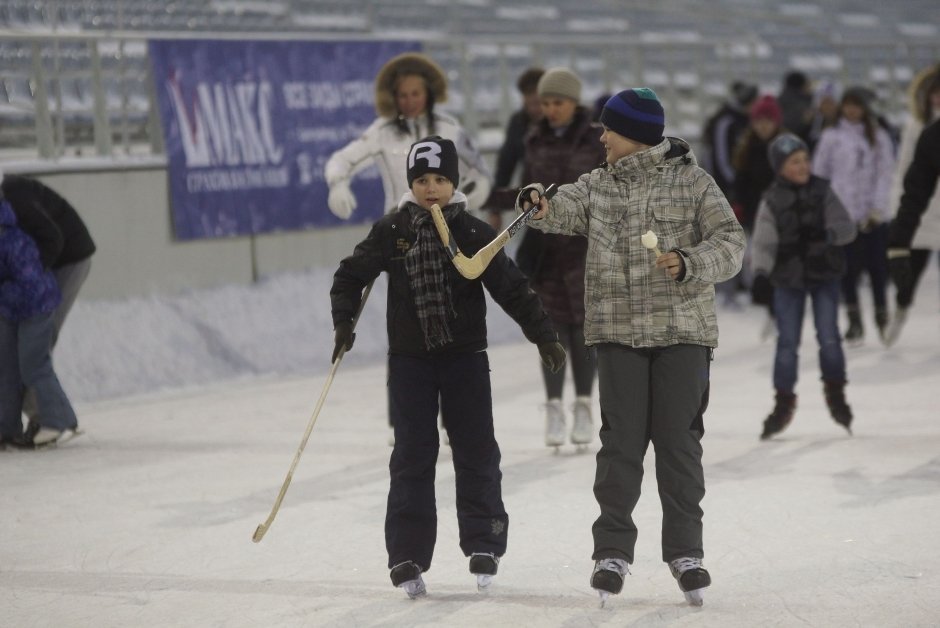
[591,343,710,564]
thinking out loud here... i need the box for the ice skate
[883,307,907,347]
[759,391,796,440]
[875,307,889,345]
[823,380,853,435]
[14,423,83,450]
[570,397,594,447]
[544,399,565,450]
[759,312,776,342]
[469,552,499,590]
[844,305,864,347]
[390,561,426,599]
[669,557,711,606]
[590,558,629,607]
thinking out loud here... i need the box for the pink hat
[750,95,782,125]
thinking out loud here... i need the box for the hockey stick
[252,279,374,543]
[429,183,557,279]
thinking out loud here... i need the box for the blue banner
[148,39,420,240]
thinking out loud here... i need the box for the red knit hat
[750,95,782,124]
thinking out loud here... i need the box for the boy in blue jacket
[0,198,79,448]
[330,136,564,598]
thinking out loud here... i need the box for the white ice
[2,265,940,627]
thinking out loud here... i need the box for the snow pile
[54,267,528,402]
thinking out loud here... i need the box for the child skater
[750,133,857,439]
[330,136,565,598]
[521,88,746,606]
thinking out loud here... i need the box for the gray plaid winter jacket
[529,137,745,348]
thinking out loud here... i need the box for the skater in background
[484,66,544,230]
[513,67,604,449]
[702,80,757,308]
[888,118,940,318]
[0,196,79,448]
[330,136,565,598]
[702,80,758,202]
[733,95,787,327]
[813,87,896,345]
[324,52,492,219]
[884,64,940,346]
[521,88,745,606]
[1,172,95,432]
[750,134,857,440]
[777,70,814,143]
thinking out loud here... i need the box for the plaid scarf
[405,203,460,349]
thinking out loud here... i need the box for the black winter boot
[823,380,853,434]
[875,307,889,344]
[760,390,797,440]
[844,305,864,346]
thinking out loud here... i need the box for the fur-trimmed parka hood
[374,52,448,118]
[909,63,940,124]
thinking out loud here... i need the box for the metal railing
[1,27,938,164]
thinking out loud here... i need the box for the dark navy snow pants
[385,351,508,572]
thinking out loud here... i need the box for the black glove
[751,274,773,306]
[516,183,546,211]
[888,248,913,307]
[538,341,567,374]
[332,321,355,363]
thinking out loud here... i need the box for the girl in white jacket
[813,87,896,345]
[324,52,492,219]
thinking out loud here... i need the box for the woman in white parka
[884,64,940,346]
[324,52,492,219]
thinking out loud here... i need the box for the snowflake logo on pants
[490,519,505,536]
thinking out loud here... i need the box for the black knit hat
[599,88,665,146]
[407,136,459,188]
[767,133,808,173]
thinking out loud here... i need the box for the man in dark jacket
[0,173,95,434]
[702,81,757,201]
[888,118,940,310]
[484,67,544,229]
[0,174,95,345]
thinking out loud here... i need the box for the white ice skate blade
[684,588,705,606]
[476,574,493,590]
[597,590,609,608]
[400,578,426,599]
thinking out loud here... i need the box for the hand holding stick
[641,230,662,258]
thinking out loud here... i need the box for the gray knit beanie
[767,133,808,173]
[537,67,582,102]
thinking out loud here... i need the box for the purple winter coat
[0,199,61,322]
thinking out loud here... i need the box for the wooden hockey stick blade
[252,280,374,543]
[429,184,557,280]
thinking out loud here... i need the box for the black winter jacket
[1,175,95,269]
[889,118,940,248]
[331,201,557,357]
[759,176,855,288]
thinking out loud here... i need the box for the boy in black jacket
[330,136,565,598]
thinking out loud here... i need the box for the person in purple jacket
[0,198,79,448]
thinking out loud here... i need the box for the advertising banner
[149,39,419,239]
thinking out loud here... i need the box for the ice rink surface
[2,294,939,627]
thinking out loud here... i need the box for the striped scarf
[405,203,460,349]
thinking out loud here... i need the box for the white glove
[328,181,357,219]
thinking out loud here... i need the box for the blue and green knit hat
[599,87,665,146]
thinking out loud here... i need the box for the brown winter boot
[823,380,853,434]
[760,390,797,440]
